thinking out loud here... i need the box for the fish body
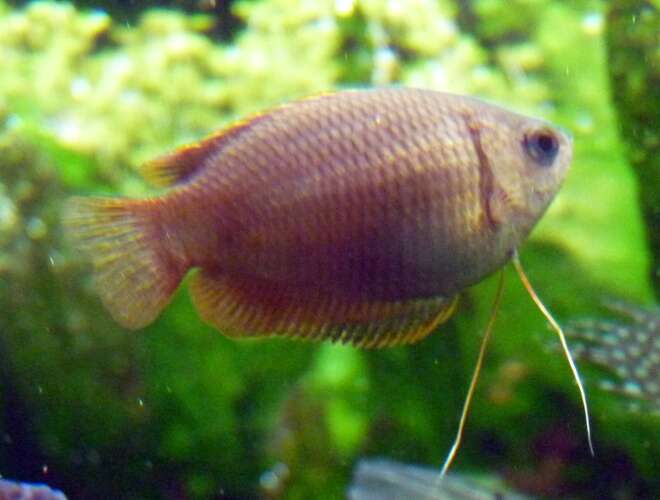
[65,88,571,347]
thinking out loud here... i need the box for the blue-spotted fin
[567,300,660,414]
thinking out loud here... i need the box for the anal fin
[189,271,458,348]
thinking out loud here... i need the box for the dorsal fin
[140,92,343,187]
[141,115,267,187]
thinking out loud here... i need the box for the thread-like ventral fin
[190,270,458,348]
[63,196,184,329]
[512,252,595,457]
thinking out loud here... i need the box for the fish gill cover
[0,0,657,498]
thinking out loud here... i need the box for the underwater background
[0,0,658,498]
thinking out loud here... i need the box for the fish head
[474,107,573,248]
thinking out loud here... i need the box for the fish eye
[523,128,560,167]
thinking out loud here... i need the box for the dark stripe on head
[465,117,497,231]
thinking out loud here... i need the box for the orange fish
[64,88,571,347]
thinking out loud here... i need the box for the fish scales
[182,91,481,297]
[64,88,571,346]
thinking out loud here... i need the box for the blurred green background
[0,1,658,498]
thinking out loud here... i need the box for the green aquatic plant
[0,125,151,496]
[470,0,553,41]
[0,2,331,188]
[606,1,660,297]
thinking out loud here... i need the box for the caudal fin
[63,196,184,329]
